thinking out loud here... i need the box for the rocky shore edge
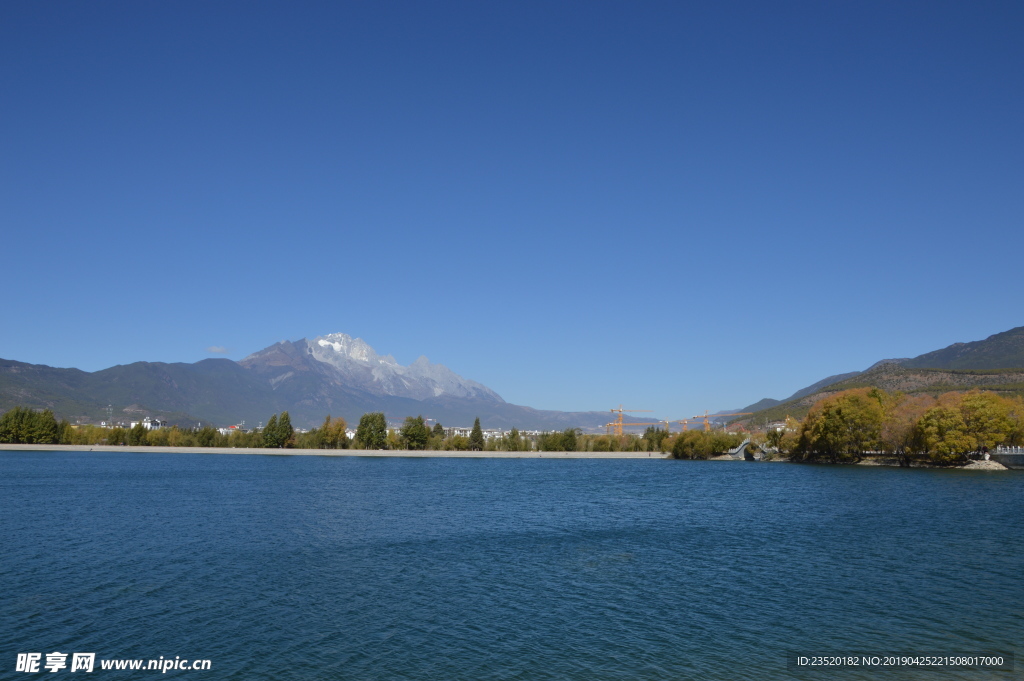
[760,455,1008,470]
[860,457,1007,471]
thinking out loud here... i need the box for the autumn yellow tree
[1005,396,1024,446]
[794,388,886,462]
[915,391,1013,463]
[879,392,935,466]
[319,415,348,449]
[958,390,1012,452]
[916,402,972,463]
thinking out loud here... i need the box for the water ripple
[1,453,1021,680]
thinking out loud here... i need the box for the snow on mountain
[304,332,504,403]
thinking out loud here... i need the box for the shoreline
[0,443,668,459]
[761,455,1009,471]
[0,445,1011,468]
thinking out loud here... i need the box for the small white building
[129,416,166,430]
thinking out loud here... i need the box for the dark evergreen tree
[278,411,294,448]
[263,414,281,448]
[29,409,60,444]
[0,407,63,444]
[643,426,669,452]
[469,417,484,451]
[0,407,28,443]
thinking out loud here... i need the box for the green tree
[643,426,669,452]
[670,430,744,459]
[504,427,521,451]
[0,407,29,443]
[127,422,148,446]
[26,409,60,444]
[400,415,430,450]
[0,407,61,444]
[196,426,219,447]
[426,422,445,450]
[537,431,561,451]
[301,422,324,450]
[263,414,281,448]
[107,427,127,446]
[247,425,264,448]
[277,412,294,448]
[147,428,170,446]
[589,434,618,452]
[176,428,198,447]
[469,417,484,451]
[671,431,708,459]
[444,435,471,451]
[561,427,580,452]
[58,420,74,445]
[355,412,387,449]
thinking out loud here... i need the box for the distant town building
[129,416,166,430]
[445,427,542,441]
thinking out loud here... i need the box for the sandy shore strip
[0,443,669,459]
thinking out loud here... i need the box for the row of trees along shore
[0,408,720,454]
[5,387,1017,464]
[763,388,1024,465]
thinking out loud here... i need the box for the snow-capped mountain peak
[300,333,502,402]
[314,332,397,365]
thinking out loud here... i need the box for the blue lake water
[2,451,1022,680]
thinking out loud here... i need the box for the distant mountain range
[736,325,1024,423]
[0,333,626,431]
[4,326,1023,432]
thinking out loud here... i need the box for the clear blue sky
[2,1,1022,420]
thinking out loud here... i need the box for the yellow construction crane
[606,419,673,436]
[607,405,653,437]
[692,410,754,432]
[676,418,703,432]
